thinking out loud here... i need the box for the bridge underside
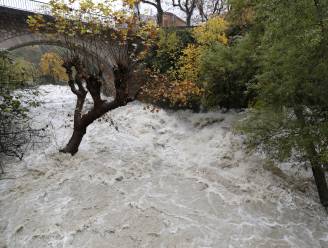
[0,6,117,95]
[0,5,144,98]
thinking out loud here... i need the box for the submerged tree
[28,0,158,155]
[239,0,328,207]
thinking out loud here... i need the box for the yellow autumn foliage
[27,14,46,32]
[139,70,204,108]
[175,16,229,88]
[178,44,203,83]
[12,58,38,83]
[39,52,68,82]
[193,16,229,45]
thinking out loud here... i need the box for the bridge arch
[0,6,118,95]
[0,4,122,68]
[0,2,142,97]
[1,33,117,96]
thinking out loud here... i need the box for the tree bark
[157,9,164,27]
[294,107,328,207]
[172,0,196,27]
[60,61,132,155]
[141,0,164,27]
[312,163,328,207]
[186,14,192,26]
[60,100,122,155]
[60,128,86,155]
[304,133,328,207]
[0,161,4,174]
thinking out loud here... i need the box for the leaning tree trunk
[60,62,88,155]
[60,61,131,155]
[305,141,328,207]
[61,128,86,155]
[311,162,328,207]
[294,107,328,207]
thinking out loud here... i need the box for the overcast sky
[41,0,183,17]
[0,0,186,20]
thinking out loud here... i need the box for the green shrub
[0,50,43,166]
[237,0,328,206]
[199,35,258,109]
[144,28,195,73]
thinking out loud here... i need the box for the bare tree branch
[140,0,164,26]
[172,0,197,26]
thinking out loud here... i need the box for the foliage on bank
[233,0,328,207]
[140,0,328,207]
[0,51,44,168]
[142,15,257,110]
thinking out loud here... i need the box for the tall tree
[240,0,328,207]
[172,0,197,26]
[28,0,157,155]
[139,0,164,26]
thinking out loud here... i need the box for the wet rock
[115,176,124,182]
[15,225,23,233]
[193,117,225,128]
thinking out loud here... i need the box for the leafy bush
[236,0,328,206]
[39,52,68,83]
[177,44,203,84]
[0,50,45,171]
[199,34,258,109]
[239,0,328,161]
[168,16,258,110]
[144,28,194,73]
[143,17,257,110]
[141,28,203,110]
[193,16,229,46]
[137,69,203,111]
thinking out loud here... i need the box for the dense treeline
[239,0,328,207]
[142,0,328,207]
[140,14,256,110]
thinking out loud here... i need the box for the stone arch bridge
[0,0,141,96]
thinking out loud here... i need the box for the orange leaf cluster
[139,70,204,108]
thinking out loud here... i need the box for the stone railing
[0,0,115,25]
[0,0,51,15]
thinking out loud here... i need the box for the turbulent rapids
[0,85,327,248]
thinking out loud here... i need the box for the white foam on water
[0,85,327,248]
